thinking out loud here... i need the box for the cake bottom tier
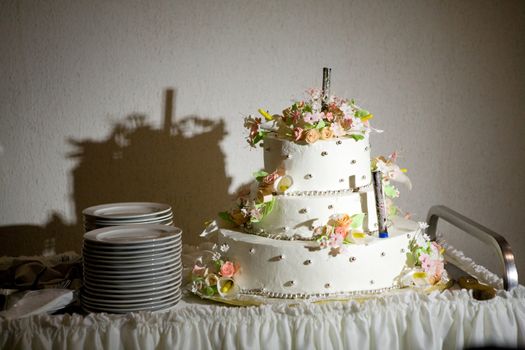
[219,221,418,298]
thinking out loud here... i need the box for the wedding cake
[192,69,446,300]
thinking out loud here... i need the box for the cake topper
[321,67,331,111]
[372,170,389,238]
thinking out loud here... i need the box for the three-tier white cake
[192,71,446,300]
[218,134,418,298]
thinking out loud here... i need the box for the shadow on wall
[0,89,232,256]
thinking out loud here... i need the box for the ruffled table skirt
[1,286,525,350]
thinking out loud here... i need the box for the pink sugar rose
[431,241,442,255]
[220,261,236,278]
[192,264,207,277]
[334,226,348,239]
[293,127,304,141]
[328,233,344,248]
[291,110,302,123]
[263,171,279,185]
[419,253,431,271]
[325,112,334,122]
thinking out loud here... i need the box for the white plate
[85,210,173,222]
[82,248,181,264]
[81,289,179,305]
[84,225,181,245]
[83,260,181,275]
[82,245,181,261]
[84,219,173,229]
[85,212,174,225]
[83,282,179,299]
[81,242,181,256]
[84,275,181,292]
[83,202,172,220]
[83,255,179,269]
[83,267,182,284]
[83,263,182,279]
[81,292,181,314]
[84,221,174,232]
[83,240,180,253]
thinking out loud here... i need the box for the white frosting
[219,221,417,296]
[263,134,372,191]
[252,189,379,238]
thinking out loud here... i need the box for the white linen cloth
[1,286,524,350]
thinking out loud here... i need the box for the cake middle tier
[263,134,372,192]
[251,188,379,239]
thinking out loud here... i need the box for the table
[1,286,524,350]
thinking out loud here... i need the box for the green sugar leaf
[350,134,365,141]
[350,213,365,229]
[252,131,267,145]
[218,211,234,224]
[384,184,399,198]
[316,119,326,129]
[355,109,370,119]
[252,170,269,182]
[263,197,276,216]
[204,286,215,296]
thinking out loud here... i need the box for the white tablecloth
[1,286,524,350]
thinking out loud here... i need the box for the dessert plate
[83,260,181,275]
[85,213,174,226]
[83,267,182,284]
[82,255,178,269]
[84,211,173,223]
[82,241,180,256]
[82,247,181,263]
[83,241,179,253]
[84,275,182,292]
[84,225,181,245]
[83,202,172,220]
[82,244,182,263]
[84,220,173,231]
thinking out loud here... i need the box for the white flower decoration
[418,221,429,230]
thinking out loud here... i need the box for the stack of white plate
[81,224,182,314]
[82,202,173,232]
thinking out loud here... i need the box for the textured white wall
[1,1,524,281]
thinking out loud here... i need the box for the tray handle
[426,205,518,291]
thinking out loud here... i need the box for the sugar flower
[339,103,354,120]
[418,221,429,230]
[328,232,345,248]
[303,112,322,124]
[220,261,236,278]
[330,123,345,137]
[306,87,322,100]
[205,273,219,287]
[320,127,333,140]
[217,277,238,297]
[192,264,207,278]
[293,127,304,141]
[304,129,321,144]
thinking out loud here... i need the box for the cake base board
[189,280,453,307]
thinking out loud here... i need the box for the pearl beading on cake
[282,183,372,197]
[238,285,400,299]
[245,228,380,241]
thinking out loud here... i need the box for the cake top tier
[245,88,375,147]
